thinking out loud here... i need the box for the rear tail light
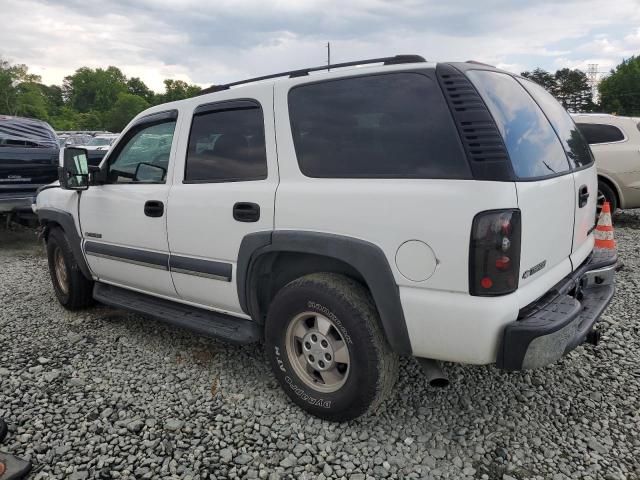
[469,209,521,296]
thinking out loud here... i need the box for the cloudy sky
[1,0,639,92]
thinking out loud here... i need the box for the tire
[46,227,94,310]
[597,180,618,216]
[265,273,398,421]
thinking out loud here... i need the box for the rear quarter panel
[273,79,518,293]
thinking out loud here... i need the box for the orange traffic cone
[595,201,616,250]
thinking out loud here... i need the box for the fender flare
[37,207,92,280]
[237,231,412,355]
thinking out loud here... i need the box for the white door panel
[81,184,170,251]
[80,185,176,297]
[167,182,276,313]
[79,113,182,298]
[166,85,278,312]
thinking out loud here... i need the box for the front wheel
[46,228,94,310]
[265,273,398,421]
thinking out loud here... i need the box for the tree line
[521,55,639,115]
[1,55,639,133]
[0,59,203,132]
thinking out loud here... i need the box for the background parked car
[0,115,59,214]
[573,113,640,212]
[84,134,119,166]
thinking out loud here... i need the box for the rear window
[466,70,570,179]
[518,79,594,168]
[576,123,625,145]
[288,73,470,179]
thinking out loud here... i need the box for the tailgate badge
[522,260,546,279]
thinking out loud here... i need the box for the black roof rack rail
[198,54,426,95]
[466,60,496,68]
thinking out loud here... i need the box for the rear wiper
[542,161,557,174]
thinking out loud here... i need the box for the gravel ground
[0,215,639,480]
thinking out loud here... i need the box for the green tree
[0,58,42,116]
[554,68,595,112]
[63,66,127,113]
[599,56,640,116]
[159,79,201,103]
[49,106,81,130]
[127,77,155,104]
[521,68,557,93]
[35,84,64,118]
[13,82,49,119]
[105,93,149,132]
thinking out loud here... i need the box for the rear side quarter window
[576,123,626,145]
[466,70,571,179]
[288,72,470,179]
[517,79,594,169]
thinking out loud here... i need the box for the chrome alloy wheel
[285,312,350,393]
[54,247,69,295]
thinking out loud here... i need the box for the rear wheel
[265,273,398,421]
[46,228,94,310]
[597,180,618,217]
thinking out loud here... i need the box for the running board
[93,282,261,344]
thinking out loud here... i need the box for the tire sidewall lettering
[306,300,353,345]
[284,375,331,409]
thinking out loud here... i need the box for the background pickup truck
[0,115,59,214]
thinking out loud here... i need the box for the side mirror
[59,147,90,190]
[134,162,166,183]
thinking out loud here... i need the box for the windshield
[87,137,114,146]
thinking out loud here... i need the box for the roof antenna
[327,42,331,72]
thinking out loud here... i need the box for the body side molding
[84,241,169,270]
[237,231,412,355]
[169,255,232,282]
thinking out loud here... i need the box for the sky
[1,0,640,92]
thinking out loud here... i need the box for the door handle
[144,200,164,217]
[578,185,589,208]
[233,202,260,222]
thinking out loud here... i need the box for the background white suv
[36,56,616,421]
[573,113,640,212]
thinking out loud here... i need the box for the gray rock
[430,449,446,459]
[164,419,183,431]
[234,453,253,465]
[3,219,640,480]
[127,420,144,433]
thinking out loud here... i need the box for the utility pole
[587,64,600,104]
[327,42,331,71]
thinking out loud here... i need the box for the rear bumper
[496,249,617,370]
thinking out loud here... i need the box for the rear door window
[466,70,570,179]
[288,73,470,179]
[576,123,625,145]
[518,79,594,168]
[185,102,267,183]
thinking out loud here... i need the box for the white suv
[35,56,617,421]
